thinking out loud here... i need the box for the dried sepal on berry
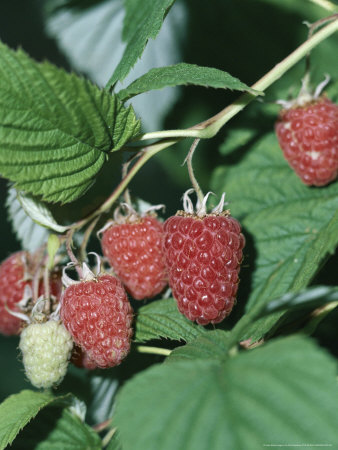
[275,76,338,186]
[99,202,168,300]
[61,254,133,369]
[163,189,245,325]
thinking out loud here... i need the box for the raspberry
[163,190,245,325]
[0,252,31,335]
[100,207,167,300]
[19,320,73,388]
[275,92,338,186]
[0,252,62,336]
[71,346,97,370]
[61,264,133,368]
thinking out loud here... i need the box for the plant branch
[68,18,337,231]
[135,18,338,142]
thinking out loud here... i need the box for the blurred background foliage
[0,0,337,401]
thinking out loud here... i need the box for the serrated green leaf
[6,187,50,252]
[167,330,230,362]
[0,390,72,450]
[115,336,338,450]
[106,0,176,87]
[11,408,102,450]
[117,63,260,102]
[0,41,140,204]
[212,132,338,341]
[18,192,68,233]
[134,298,206,343]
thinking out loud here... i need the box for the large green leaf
[212,132,338,340]
[134,298,206,343]
[106,0,177,87]
[0,41,140,203]
[0,390,72,450]
[167,329,230,362]
[114,336,338,450]
[117,63,260,101]
[11,408,101,450]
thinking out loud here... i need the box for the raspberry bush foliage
[0,1,338,449]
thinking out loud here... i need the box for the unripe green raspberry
[19,320,73,388]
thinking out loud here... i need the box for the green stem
[185,138,204,203]
[68,18,337,230]
[136,345,172,356]
[302,301,338,335]
[136,18,338,142]
[72,138,179,230]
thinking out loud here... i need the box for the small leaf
[18,192,68,233]
[212,132,338,341]
[47,234,62,270]
[6,187,50,252]
[106,0,177,87]
[167,330,230,362]
[0,390,72,450]
[11,408,101,450]
[134,298,206,343]
[115,336,338,450]
[117,63,261,102]
[0,41,140,203]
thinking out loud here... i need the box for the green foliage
[0,390,72,449]
[0,41,140,204]
[11,408,101,450]
[106,0,177,87]
[134,298,206,343]
[117,63,261,102]
[212,133,338,340]
[114,336,338,450]
[167,330,230,362]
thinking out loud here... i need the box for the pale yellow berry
[19,320,73,388]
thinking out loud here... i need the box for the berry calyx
[19,319,73,388]
[61,257,133,368]
[100,203,167,300]
[275,78,338,186]
[163,190,245,325]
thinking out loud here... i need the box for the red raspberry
[163,191,245,325]
[101,211,167,300]
[71,346,97,370]
[0,252,30,335]
[61,272,133,368]
[275,95,338,186]
[0,252,63,336]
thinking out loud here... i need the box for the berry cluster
[0,192,245,388]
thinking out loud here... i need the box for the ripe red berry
[61,272,133,368]
[71,346,97,370]
[0,252,63,336]
[101,211,167,300]
[0,252,29,335]
[163,191,245,325]
[275,95,338,186]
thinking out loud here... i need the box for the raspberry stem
[185,139,204,204]
[135,17,338,142]
[136,345,172,356]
